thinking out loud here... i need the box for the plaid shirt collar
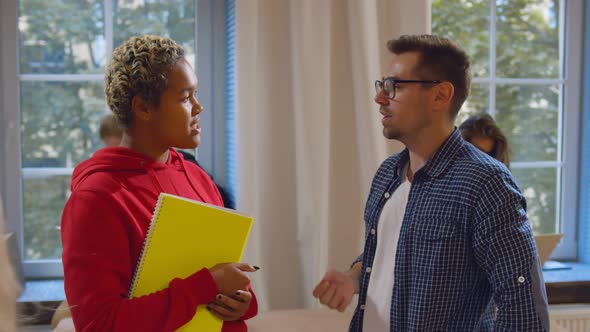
[393,127,464,179]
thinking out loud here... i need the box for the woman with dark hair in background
[460,112,511,168]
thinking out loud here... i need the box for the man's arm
[313,260,362,311]
[472,172,549,331]
[344,261,362,294]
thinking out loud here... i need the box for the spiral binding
[128,193,166,298]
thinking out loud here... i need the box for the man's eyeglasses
[375,77,442,100]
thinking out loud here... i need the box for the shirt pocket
[414,217,457,240]
[412,199,469,241]
[410,211,466,276]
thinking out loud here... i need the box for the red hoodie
[61,147,257,332]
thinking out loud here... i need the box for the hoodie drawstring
[179,159,206,202]
[141,161,166,194]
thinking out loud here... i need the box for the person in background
[98,113,124,147]
[61,35,257,332]
[313,34,548,331]
[460,112,511,168]
[460,112,512,329]
[176,151,235,209]
[0,195,18,332]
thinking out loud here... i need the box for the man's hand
[312,266,360,312]
[207,289,252,321]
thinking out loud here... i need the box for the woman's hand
[207,289,253,321]
[209,263,257,295]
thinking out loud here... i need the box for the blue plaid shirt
[349,129,549,331]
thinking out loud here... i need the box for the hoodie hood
[72,147,184,190]
[71,146,221,206]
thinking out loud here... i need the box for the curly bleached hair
[104,35,185,128]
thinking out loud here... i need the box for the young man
[61,35,258,332]
[313,35,549,331]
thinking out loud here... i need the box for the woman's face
[147,58,204,149]
[469,135,495,156]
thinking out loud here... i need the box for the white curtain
[235,0,430,311]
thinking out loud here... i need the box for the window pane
[496,0,560,78]
[22,175,70,260]
[114,0,195,63]
[432,0,490,77]
[495,84,559,162]
[512,168,558,234]
[18,0,106,74]
[21,82,106,168]
[456,83,489,126]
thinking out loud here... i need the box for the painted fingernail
[216,294,222,300]
[253,265,260,270]
[235,291,241,295]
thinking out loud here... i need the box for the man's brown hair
[387,34,471,118]
[99,113,123,140]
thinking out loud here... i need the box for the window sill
[17,279,65,303]
[543,262,590,304]
[17,279,64,326]
[15,263,590,326]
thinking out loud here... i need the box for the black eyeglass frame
[375,77,442,99]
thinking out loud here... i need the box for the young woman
[61,35,257,332]
[460,112,511,168]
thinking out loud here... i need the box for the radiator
[550,304,590,332]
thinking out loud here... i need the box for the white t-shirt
[363,170,411,332]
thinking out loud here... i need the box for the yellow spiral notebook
[129,193,254,332]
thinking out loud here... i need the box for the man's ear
[131,95,152,122]
[433,82,454,113]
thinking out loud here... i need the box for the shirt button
[370,228,376,235]
[518,276,525,283]
[384,192,391,199]
[366,267,372,273]
[360,304,365,310]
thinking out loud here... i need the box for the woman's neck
[119,132,169,163]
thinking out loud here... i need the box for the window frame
[431,0,583,259]
[556,0,583,259]
[0,0,230,278]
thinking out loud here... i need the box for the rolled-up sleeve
[472,172,549,331]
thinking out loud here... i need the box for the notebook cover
[129,193,253,331]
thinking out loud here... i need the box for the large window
[432,0,583,259]
[1,0,233,278]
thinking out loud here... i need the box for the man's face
[147,58,203,150]
[102,135,121,147]
[374,52,434,141]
